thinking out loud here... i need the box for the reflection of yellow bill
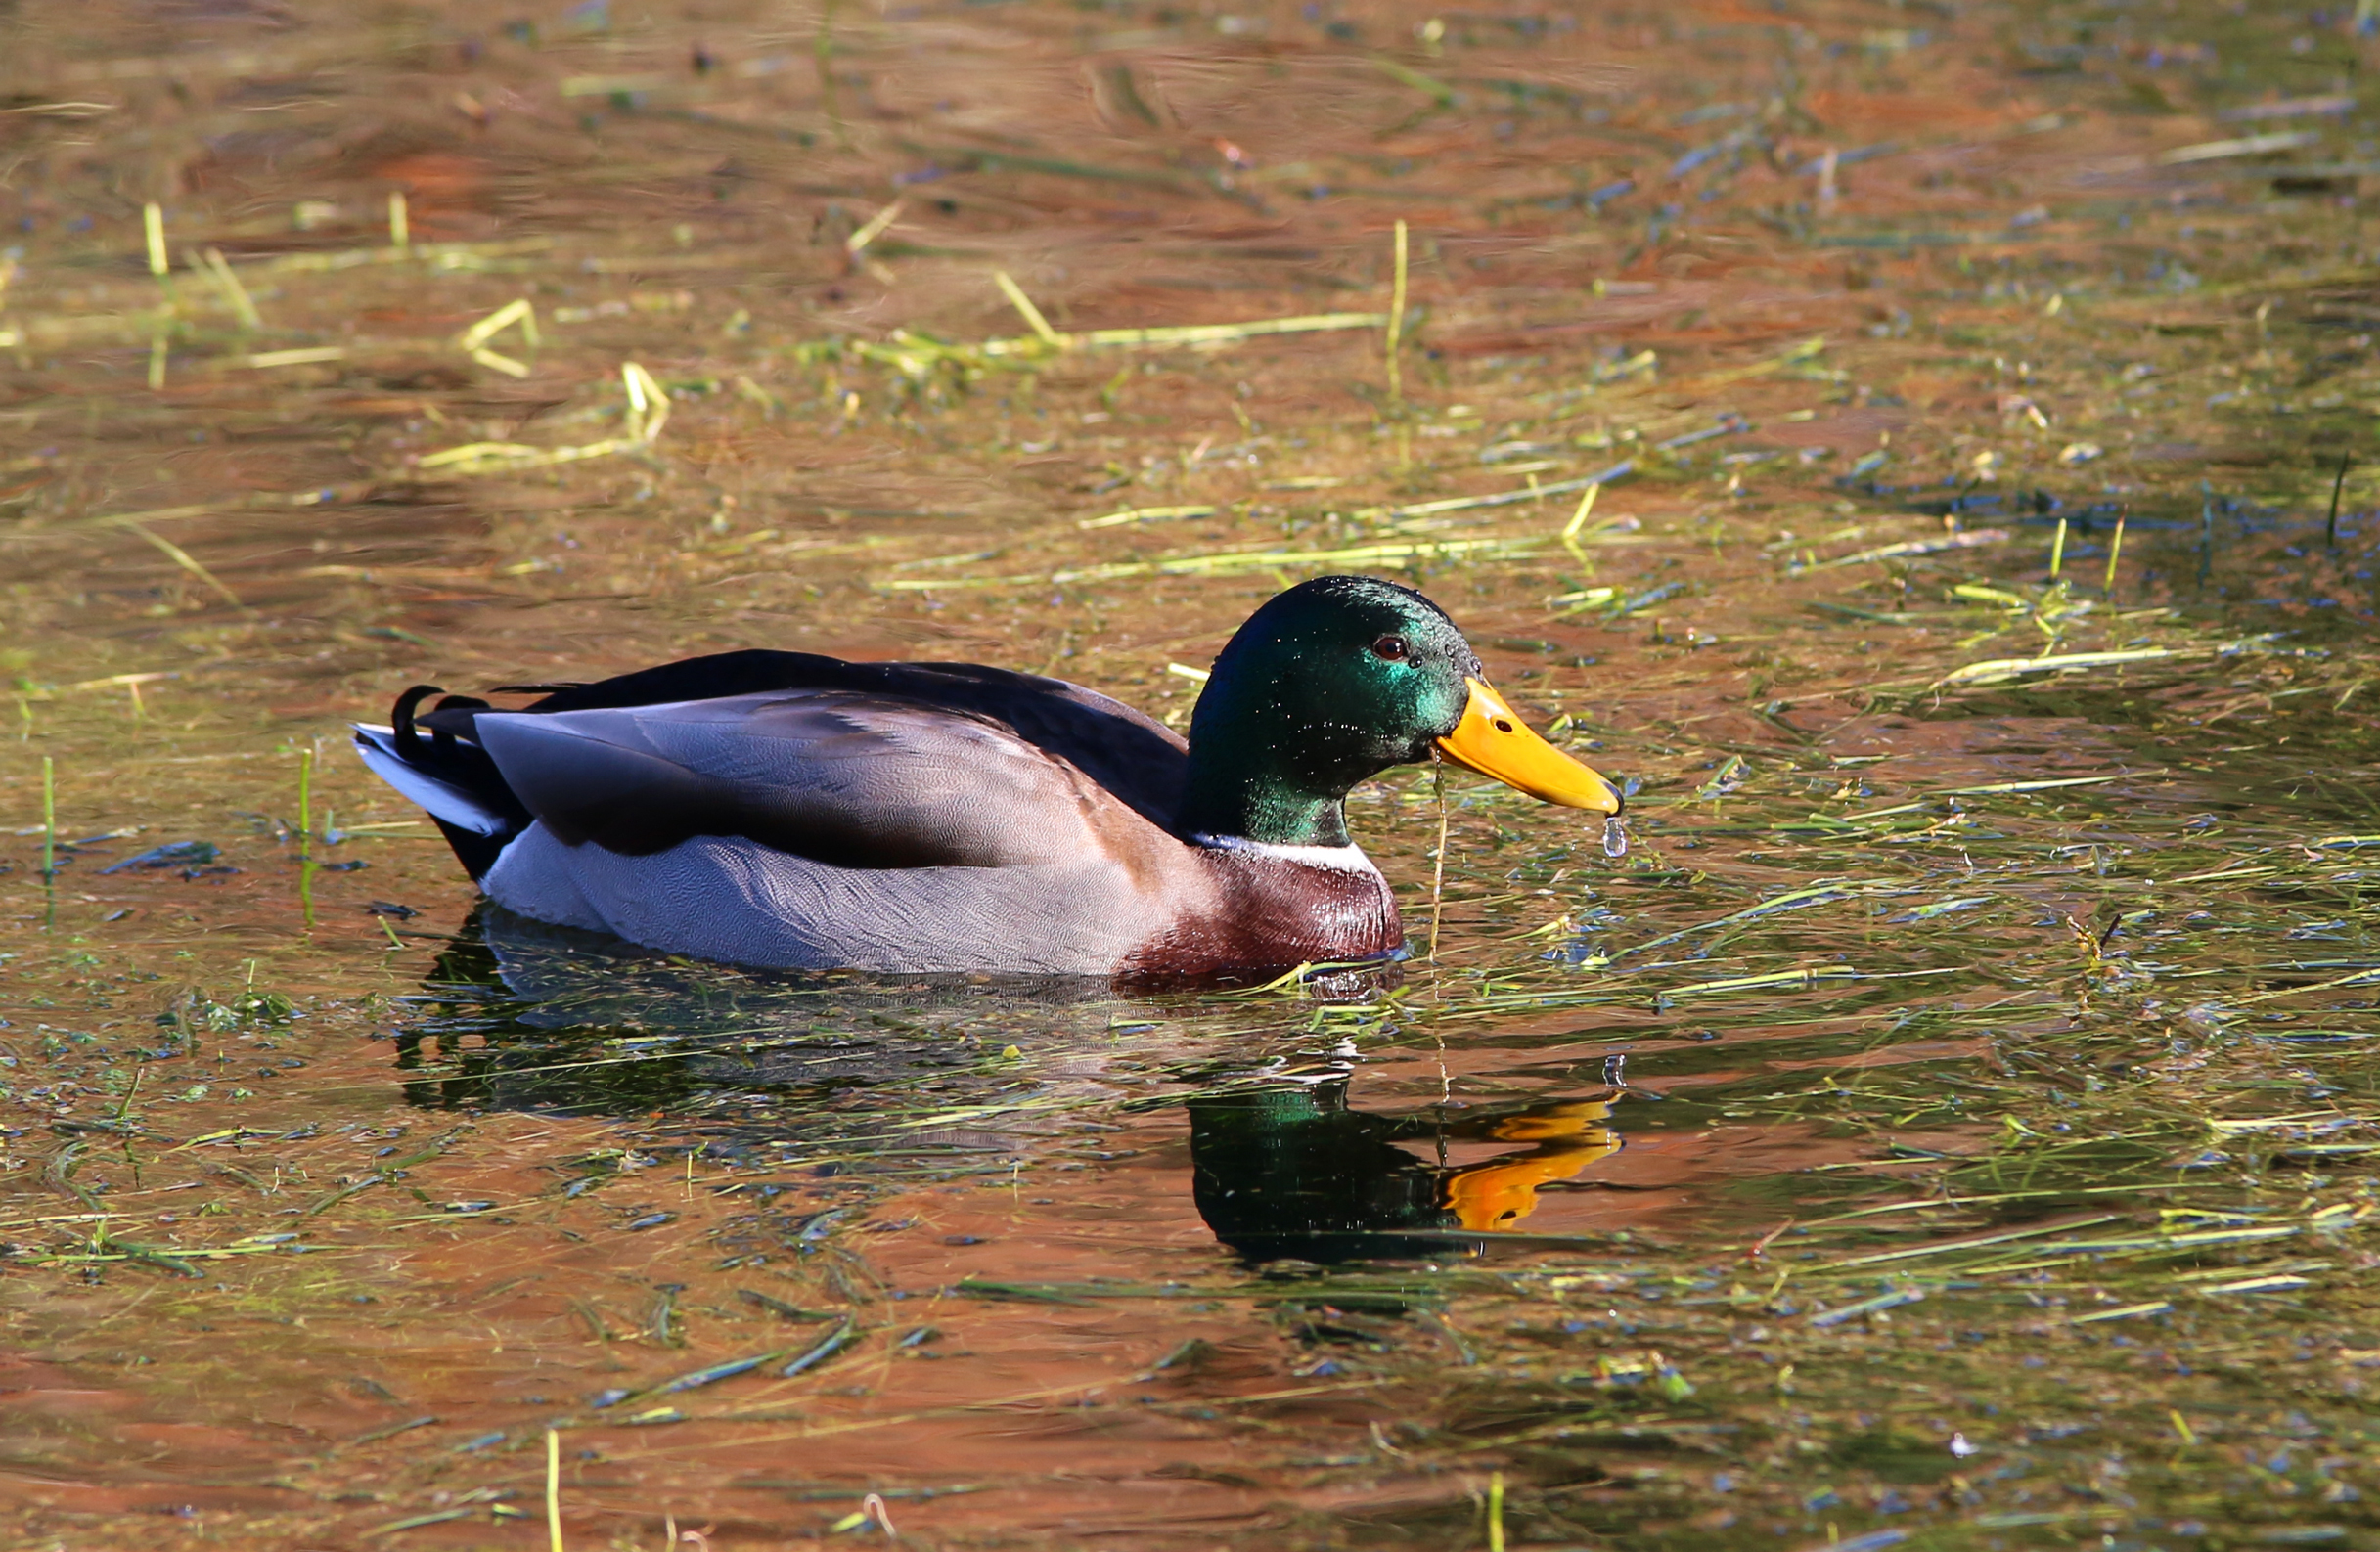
[1442,1101,1623,1231]
[1435,679,1624,815]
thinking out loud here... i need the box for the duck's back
[500,650,1189,831]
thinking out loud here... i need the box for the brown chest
[1121,848,1403,978]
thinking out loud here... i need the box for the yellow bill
[1434,679,1624,814]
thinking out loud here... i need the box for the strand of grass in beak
[1427,757,1450,964]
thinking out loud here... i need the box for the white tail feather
[351,724,507,836]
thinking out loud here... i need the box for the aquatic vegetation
[5,0,2380,1545]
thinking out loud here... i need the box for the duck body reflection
[394,909,1629,1263]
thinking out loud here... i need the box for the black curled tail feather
[356,687,536,884]
[393,684,444,753]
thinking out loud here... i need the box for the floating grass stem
[297,746,315,930]
[1372,54,1457,108]
[1023,533,1539,589]
[545,1427,564,1552]
[1078,504,1218,531]
[387,191,409,250]
[619,360,669,445]
[199,248,260,330]
[1385,218,1408,410]
[993,271,1065,349]
[2329,452,2351,549]
[458,297,538,377]
[142,202,167,279]
[845,200,903,256]
[39,753,54,882]
[1560,480,1599,544]
[2048,516,2067,579]
[2104,510,2126,598]
[1920,638,2231,687]
[126,523,247,614]
[1813,528,2008,569]
[946,309,1382,361]
[458,299,538,353]
[243,346,345,370]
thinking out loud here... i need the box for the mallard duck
[353,574,1621,978]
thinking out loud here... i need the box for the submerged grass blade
[779,1319,859,1377]
[125,523,250,615]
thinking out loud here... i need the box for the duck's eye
[1370,636,1409,661]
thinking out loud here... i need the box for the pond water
[7,0,2380,1546]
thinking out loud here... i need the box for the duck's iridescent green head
[1174,575,1621,848]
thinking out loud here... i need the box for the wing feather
[473,689,1126,868]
